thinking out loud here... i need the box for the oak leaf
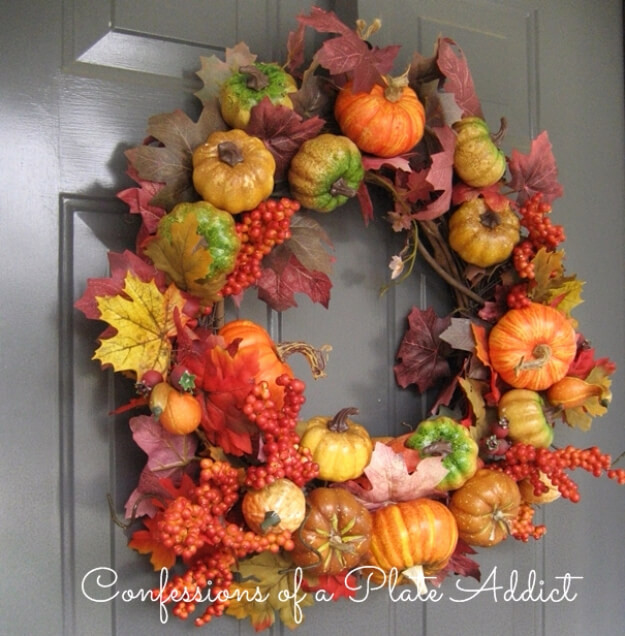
[93,271,188,379]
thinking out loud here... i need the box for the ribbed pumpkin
[488,303,577,391]
[334,75,425,157]
[367,498,458,592]
[218,319,293,408]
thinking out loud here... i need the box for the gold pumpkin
[448,197,520,267]
[298,407,373,482]
[192,128,275,214]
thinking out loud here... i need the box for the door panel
[2,0,624,634]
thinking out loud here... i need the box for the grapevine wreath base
[76,7,625,630]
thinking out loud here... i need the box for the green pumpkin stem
[217,141,244,166]
[328,407,359,433]
[239,64,270,91]
[329,177,358,199]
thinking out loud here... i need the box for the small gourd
[453,116,506,187]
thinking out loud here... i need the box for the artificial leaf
[530,248,584,316]
[285,20,306,75]
[301,571,358,601]
[124,465,177,520]
[75,250,165,320]
[440,317,476,352]
[129,414,198,476]
[226,551,313,631]
[143,211,226,306]
[340,442,448,510]
[195,42,256,104]
[117,164,166,235]
[93,272,188,379]
[257,248,332,311]
[284,214,334,275]
[128,516,177,571]
[458,377,490,441]
[431,538,481,585]
[394,306,452,392]
[436,38,483,118]
[508,131,564,206]
[246,98,325,181]
[296,7,400,92]
[129,103,226,210]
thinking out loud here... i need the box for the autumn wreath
[76,7,624,630]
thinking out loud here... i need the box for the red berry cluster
[496,442,625,502]
[511,193,565,281]
[509,502,546,542]
[242,375,319,489]
[221,197,299,297]
[153,457,296,625]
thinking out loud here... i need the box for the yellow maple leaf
[530,248,585,318]
[93,272,187,379]
[144,211,226,306]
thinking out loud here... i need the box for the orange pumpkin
[488,303,577,391]
[448,469,521,547]
[218,319,293,407]
[367,498,458,591]
[290,487,372,575]
[334,74,425,157]
[149,382,202,435]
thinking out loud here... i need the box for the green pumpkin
[288,134,364,213]
[219,62,297,129]
[453,117,506,188]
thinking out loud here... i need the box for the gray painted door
[2,0,624,634]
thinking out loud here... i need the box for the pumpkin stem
[275,341,332,380]
[328,407,359,433]
[402,564,428,596]
[479,209,502,229]
[260,510,281,534]
[239,64,270,91]
[217,141,244,166]
[421,440,453,457]
[383,67,411,103]
[516,344,552,373]
[491,117,507,145]
[330,176,358,199]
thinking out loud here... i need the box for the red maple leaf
[301,571,358,600]
[117,163,166,235]
[436,38,483,118]
[394,306,452,392]
[508,131,564,205]
[246,98,325,181]
[74,250,165,319]
[128,515,177,571]
[257,250,332,311]
[296,7,400,92]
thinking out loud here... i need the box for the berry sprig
[221,197,299,297]
[242,375,319,489]
[495,442,625,503]
[509,503,547,542]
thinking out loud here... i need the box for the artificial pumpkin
[219,62,297,129]
[497,389,553,448]
[218,319,293,408]
[488,303,577,391]
[288,133,364,212]
[333,74,426,157]
[298,407,373,482]
[453,116,506,187]
[406,416,479,490]
[290,487,372,575]
[448,197,520,268]
[518,471,561,504]
[242,478,306,535]
[367,498,458,592]
[149,382,202,435]
[192,129,276,214]
[448,469,521,547]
